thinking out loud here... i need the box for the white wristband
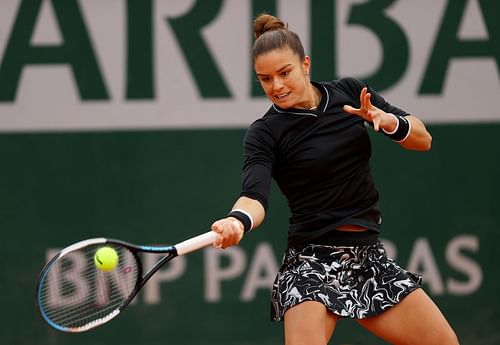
[228,208,253,232]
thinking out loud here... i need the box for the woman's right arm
[211,119,273,249]
[211,196,266,249]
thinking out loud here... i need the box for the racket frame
[36,231,216,333]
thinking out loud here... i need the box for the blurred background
[0,0,498,344]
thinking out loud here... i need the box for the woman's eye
[282,71,290,77]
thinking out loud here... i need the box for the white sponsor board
[0,0,498,132]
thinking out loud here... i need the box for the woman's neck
[308,84,321,110]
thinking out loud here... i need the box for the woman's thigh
[284,301,338,345]
[356,288,459,345]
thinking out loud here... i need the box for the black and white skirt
[271,241,422,321]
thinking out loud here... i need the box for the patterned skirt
[271,241,422,321]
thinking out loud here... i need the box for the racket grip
[175,231,218,256]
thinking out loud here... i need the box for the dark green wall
[1,123,498,344]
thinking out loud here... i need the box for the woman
[211,13,459,345]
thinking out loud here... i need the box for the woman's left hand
[343,87,397,133]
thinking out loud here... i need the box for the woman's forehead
[254,48,302,73]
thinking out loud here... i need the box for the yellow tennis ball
[94,246,119,272]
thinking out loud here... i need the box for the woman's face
[254,47,311,109]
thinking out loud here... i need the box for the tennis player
[211,13,459,345]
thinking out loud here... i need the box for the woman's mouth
[275,92,290,100]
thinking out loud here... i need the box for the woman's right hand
[211,217,244,249]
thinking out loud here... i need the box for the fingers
[343,104,361,115]
[360,87,372,109]
[211,218,244,249]
[359,86,367,105]
[343,87,372,118]
[344,87,386,131]
[372,115,380,132]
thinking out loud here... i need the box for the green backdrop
[1,123,498,344]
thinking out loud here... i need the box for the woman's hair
[252,13,305,62]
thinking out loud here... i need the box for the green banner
[1,124,498,344]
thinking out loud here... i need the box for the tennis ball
[94,246,119,272]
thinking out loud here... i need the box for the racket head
[35,238,143,333]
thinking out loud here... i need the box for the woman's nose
[273,78,284,91]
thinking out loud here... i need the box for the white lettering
[143,253,186,304]
[406,238,445,295]
[46,251,89,307]
[446,234,482,295]
[204,247,246,302]
[240,243,279,301]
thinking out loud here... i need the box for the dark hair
[252,13,305,62]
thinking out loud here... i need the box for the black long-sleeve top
[240,78,409,247]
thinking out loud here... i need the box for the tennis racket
[35,231,217,333]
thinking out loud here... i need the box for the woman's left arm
[398,115,432,151]
[343,87,432,151]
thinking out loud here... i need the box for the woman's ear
[303,55,312,75]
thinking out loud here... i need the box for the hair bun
[253,13,287,39]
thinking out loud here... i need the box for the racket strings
[38,244,140,331]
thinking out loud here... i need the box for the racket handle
[175,231,218,256]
